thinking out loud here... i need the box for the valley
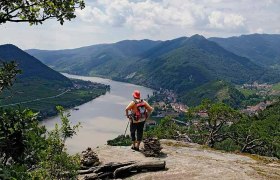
[26,34,280,109]
[1,34,280,179]
[0,44,110,118]
[1,1,280,179]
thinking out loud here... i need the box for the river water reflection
[43,73,154,153]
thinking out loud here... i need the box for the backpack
[133,99,147,121]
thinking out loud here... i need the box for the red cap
[132,90,140,99]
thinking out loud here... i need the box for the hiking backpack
[134,99,147,121]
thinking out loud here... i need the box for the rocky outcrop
[78,160,166,179]
[79,139,280,180]
[79,147,166,179]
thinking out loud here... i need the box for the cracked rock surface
[80,139,280,180]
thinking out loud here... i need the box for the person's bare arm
[125,109,130,118]
[144,101,153,117]
[125,101,134,118]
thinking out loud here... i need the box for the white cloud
[76,0,203,34]
[208,11,245,30]
[76,0,250,35]
[1,0,280,49]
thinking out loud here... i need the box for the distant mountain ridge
[209,34,280,69]
[26,34,280,106]
[27,39,161,75]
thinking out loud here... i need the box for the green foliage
[145,117,187,139]
[0,44,71,83]
[107,135,131,146]
[0,108,46,166]
[0,61,21,93]
[187,99,280,158]
[0,106,81,179]
[0,78,109,118]
[26,40,160,76]
[0,0,85,25]
[187,99,239,147]
[27,35,280,106]
[0,45,109,118]
[272,82,280,91]
[214,138,240,152]
[182,80,245,108]
[228,114,280,158]
[30,106,80,179]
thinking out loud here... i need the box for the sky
[0,0,280,50]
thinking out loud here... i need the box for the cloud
[76,0,204,34]
[1,0,279,49]
[208,11,245,30]
[76,0,251,35]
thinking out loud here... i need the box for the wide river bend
[43,74,154,153]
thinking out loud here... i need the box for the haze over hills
[209,34,280,69]
[26,34,280,106]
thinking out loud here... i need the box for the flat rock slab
[84,139,280,180]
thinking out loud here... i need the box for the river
[43,74,154,154]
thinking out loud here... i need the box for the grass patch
[162,140,193,148]
[237,87,257,97]
[243,153,280,164]
[107,135,131,146]
[272,83,280,91]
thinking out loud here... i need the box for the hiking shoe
[131,146,140,151]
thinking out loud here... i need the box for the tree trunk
[113,161,166,178]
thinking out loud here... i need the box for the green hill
[0,44,71,83]
[0,44,108,118]
[209,34,280,69]
[26,40,161,76]
[181,80,245,108]
[126,35,271,92]
[26,35,280,107]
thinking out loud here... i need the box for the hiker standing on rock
[125,90,153,151]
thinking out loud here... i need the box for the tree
[0,106,81,179]
[188,99,240,147]
[228,103,280,158]
[0,0,85,25]
[0,61,21,93]
[0,108,46,166]
[30,106,81,179]
[145,117,187,139]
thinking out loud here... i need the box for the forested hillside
[125,35,273,92]
[0,44,108,118]
[0,44,71,83]
[181,80,245,108]
[209,34,280,69]
[26,40,161,76]
[27,35,280,107]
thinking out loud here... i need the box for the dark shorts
[130,121,145,141]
